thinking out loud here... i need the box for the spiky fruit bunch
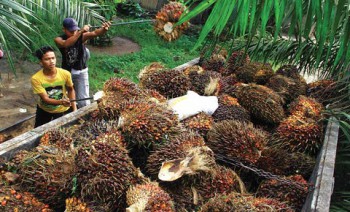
[144,88,167,103]
[188,70,222,96]
[140,69,192,98]
[76,138,143,210]
[207,120,268,164]
[39,128,72,150]
[249,197,294,212]
[212,96,251,123]
[235,64,259,83]
[17,148,76,207]
[154,1,189,41]
[218,94,239,106]
[225,51,250,76]
[235,83,285,125]
[118,100,180,147]
[99,78,146,119]
[146,131,209,178]
[256,148,315,179]
[183,65,205,76]
[276,65,307,96]
[65,197,92,212]
[199,45,228,73]
[270,114,323,155]
[256,174,309,210]
[288,95,323,120]
[181,112,214,137]
[138,62,165,84]
[266,74,300,104]
[307,79,338,105]
[0,187,51,212]
[251,62,274,84]
[200,192,255,212]
[126,182,175,212]
[217,74,239,95]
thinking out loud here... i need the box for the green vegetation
[88,22,200,92]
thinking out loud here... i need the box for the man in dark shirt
[54,18,110,108]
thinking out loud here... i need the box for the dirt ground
[0,36,140,142]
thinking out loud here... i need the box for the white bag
[167,91,218,120]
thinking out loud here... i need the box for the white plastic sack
[167,91,218,120]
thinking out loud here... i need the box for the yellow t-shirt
[31,68,73,113]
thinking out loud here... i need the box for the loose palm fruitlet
[154,1,189,41]
[270,114,323,156]
[0,186,52,212]
[39,128,73,150]
[256,174,309,211]
[235,83,285,125]
[118,100,181,147]
[288,95,324,120]
[181,112,214,137]
[17,148,76,208]
[75,137,144,210]
[126,182,175,212]
[65,197,91,212]
[207,120,268,165]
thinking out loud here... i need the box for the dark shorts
[34,105,73,128]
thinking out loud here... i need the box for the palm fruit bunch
[235,83,285,125]
[126,182,175,212]
[183,65,204,76]
[250,62,274,84]
[199,44,228,73]
[207,120,267,165]
[217,74,239,95]
[288,95,323,119]
[235,63,259,83]
[5,150,29,168]
[276,65,307,96]
[17,148,76,208]
[266,74,300,104]
[140,69,192,98]
[138,62,165,86]
[143,88,167,103]
[0,186,52,212]
[181,112,214,137]
[307,79,338,105]
[98,77,147,119]
[199,192,255,212]
[248,197,294,212]
[146,131,209,179]
[65,197,92,212]
[256,174,309,211]
[75,137,144,210]
[188,70,220,96]
[118,100,180,147]
[270,114,323,155]
[212,94,251,123]
[256,148,315,179]
[154,1,189,41]
[224,50,250,76]
[39,128,73,150]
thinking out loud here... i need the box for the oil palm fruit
[75,136,144,210]
[39,128,72,150]
[235,63,259,83]
[207,120,268,165]
[256,174,309,211]
[17,147,76,208]
[183,65,204,76]
[199,45,227,73]
[144,88,167,103]
[288,95,323,120]
[199,192,255,212]
[118,100,180,147]
[188,70,220,96]
[235,83,285,125]
[0,186,52,211]
[276,65,307,96]
[270,114,323,156]
[65,197,91,212]
[126,182,175,212]
[212,94,250,123]
[249,197,294,212]
[146,131,208,179]
[138,62,165,85]
[140,69,192,98]
[181,112,214,137]
[99,77,147,119]
[307,79,338,105]
[251,62,274,85]
[225,50,250,76]
[256,148,315,180]
[154,1,189,41]
[217,74,239,95]
[266,74,299,104]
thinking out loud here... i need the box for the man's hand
[61,98,71,107]
[101,21,111,31]
[81,25,90,33]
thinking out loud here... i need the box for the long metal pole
[90,19,153,29]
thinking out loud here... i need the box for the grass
[88,22,200,92]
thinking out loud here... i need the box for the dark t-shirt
[58,34,88,71]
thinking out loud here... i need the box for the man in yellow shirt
[31,46,77,127]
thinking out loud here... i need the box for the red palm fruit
[199,45,228,73]
[39,128,73,150]
[224,50,250,76]
[181,112,214,137]
[251,62,274,85]
[288,95,324,120]
[218,74,239,95]
[266,74,300,104]
[138,62,165,86]
[307,79,339,105]
[276,65,307,96]
[249,197,295,212]
[200,192,255,212]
